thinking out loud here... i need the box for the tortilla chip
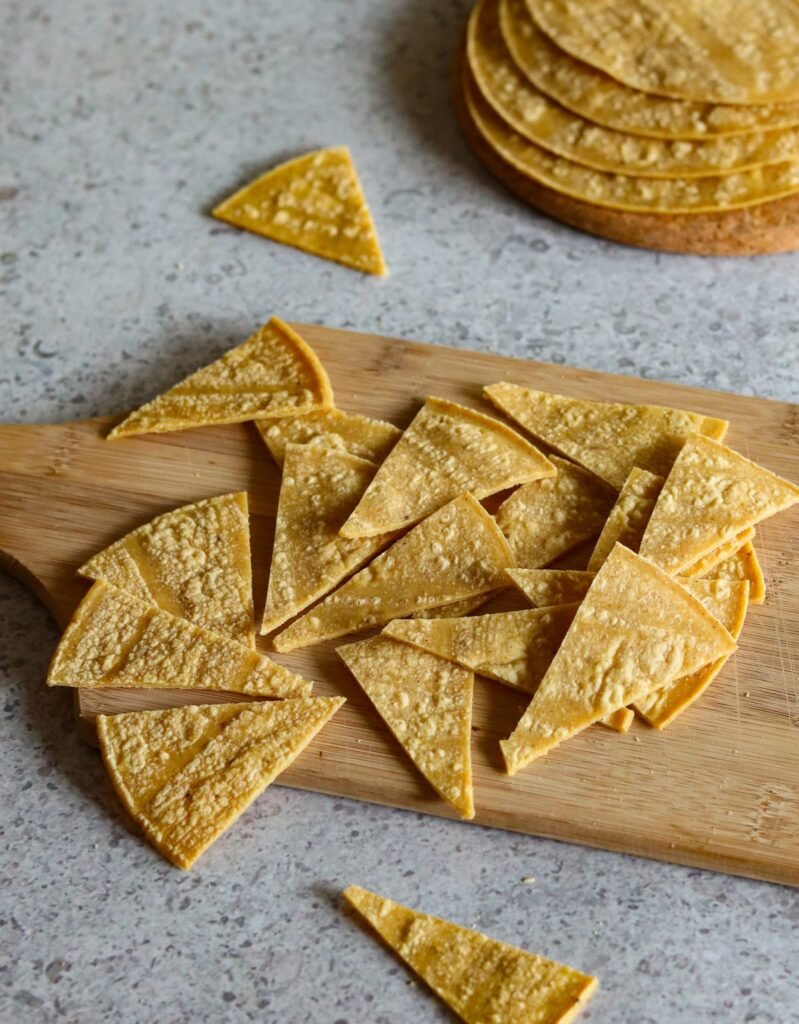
[506,568,596,607]
[256,408,401,468]
[680,528,755,578]
[496,456,616,567]
[702,540,765,604]
[273,494,515,651]
[340,396,554,539]
[80,493,255,647]
[343,885,598,1023]
[410,593,495,619]
[48,580,311,697]
[501,546,737,775]
[338,636,474,818]
[384,605,577,693]
[212,147,387,275]
[639,435,799,576]
[485,383,727,490]
[98,697,343,869]
[262,446,395,634]
[108,317,333,439]
[587,469,664,571]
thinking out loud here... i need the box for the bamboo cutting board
[1,323,797,885]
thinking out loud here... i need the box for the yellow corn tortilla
[702,540,765,604]
[587,468,664,571]
[98,697,343,869]
[108,317,333,439]
[506,568,596,606]
[337,636,474,819]
[256,408,401,468]
[343,885,597,1023]
[680,528,755,578]
[212,147,387,275]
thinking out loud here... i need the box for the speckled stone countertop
[2,1,798,1022]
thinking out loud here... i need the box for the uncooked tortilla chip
[702,541,765,605]
[680,529,755,578]
[273,494,515,651]
[262,445,395,633]
[343,885,598,1023]
[338,636,474,818]
[341,396,554,539]
[506,568,596,607]
[485,383,727,490]
[256,408,401,468]
[98,697,343,869]
[108,317,333,439]
[212,147,387,275]
[496,455,616,567]
[639,435,799,576]
[587,468,663,572]
[80,493,255,647]
[501,546,737,775]
[48,580,311,697]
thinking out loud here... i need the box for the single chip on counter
[343,885,597,1023]
[48,580,312,697]
[338,636,474,819]
[703,541,765,605]
[587,468,664,571]
[506,568,596,607]
[98,697,344,869]
[108,318,333,439]
[256,407,401,468]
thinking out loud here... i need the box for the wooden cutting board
[1,323,797,886]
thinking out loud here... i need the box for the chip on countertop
[501,546,737,775]
[340,396,554,539]
[639,435,799,576]
[337,636,474,819]
[343,884,597,1023]
[506,568,596,607]
[80,492,255,647]
[98,697,343,869]
[702,541,765,605]
[273,494,515,651]
[587,468,664,571]
[48,580,311,697]
[485,382,727,490]
[212,147,387,275]
[256,407,401,468]
[108,317,333,439]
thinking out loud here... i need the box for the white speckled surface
[2,1,798,1022]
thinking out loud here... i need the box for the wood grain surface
[1,323,797,885]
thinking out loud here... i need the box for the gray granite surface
[2,0,798,1021]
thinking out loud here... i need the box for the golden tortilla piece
[273,494,515,651]
[341,397,554,539]
[485,382,728,490]
[680,528,755,578]
[703,540,765,605]
[338,636,474,819]
[80,493,255,647]
[384,604,578,693]
[635,580,750,729]
[500,0,799,140]
[587,468,664,571]
[48,580,311,697]
[496,455,616,567]
[212,147,386,275]
[256,408,401,468]
[98,697,343,869]
[108,318,333,440]
[411,594,495,619]
[527,0,799,105]
[506,568,596,607]
[639,435,799,576]
[501,546,737,775]
[343,885,598,1023]
[262,445,395,634]
[602,707,634,733]
[471,0,799,177]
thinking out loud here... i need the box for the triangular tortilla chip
[639,435,799,576]
[702,540,765,604]
[343,885,598,1023]
[338,636,474,818]
[212,147,387,275]
[108,317,333,439]
[384,605,578,693]
[496,456,616,567]
[262,445,395,634]
[340,397,554,539]
[484,383,728,490]
[506,568,596,607]
[48,580,311,697]
[635,580,750,729]
[256,408,401,468]
[80,493,255,647]
[680,529,755,578]
[586,468,664,572]
[273,494,515,651]
[98,697,343,869]
[501,546,737,775]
